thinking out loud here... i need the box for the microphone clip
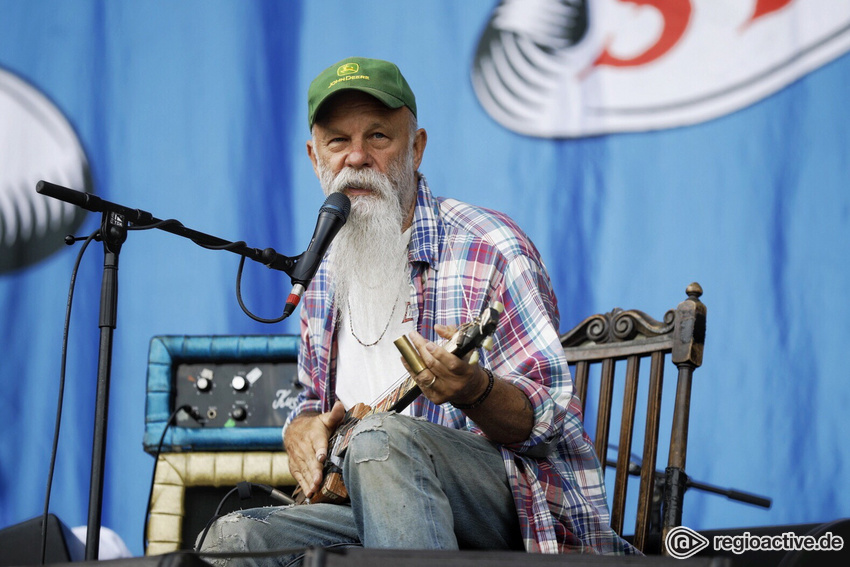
[260,247,298,275]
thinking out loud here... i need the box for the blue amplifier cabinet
[144,334,301,453]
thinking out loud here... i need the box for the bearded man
[198,57,635,565]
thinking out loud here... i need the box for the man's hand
[404,324,534,444]
[284,401,346,498]
[404,325,489,406]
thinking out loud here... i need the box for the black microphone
[283,192,351,317]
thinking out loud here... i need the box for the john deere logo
[337,63,360,76]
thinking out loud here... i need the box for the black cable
[134,220,291,324]
[40,220,184,563]
[193,481,296,553]
[193,485,241,553]
[40,228,100,565]
[143,404,203,553]
[235,255,290,324]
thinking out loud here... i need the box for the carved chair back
[559,283,706,553]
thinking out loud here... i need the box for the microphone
[283,192,351,317]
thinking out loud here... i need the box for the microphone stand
[605,456,772,538]
[85,209,126,561]
[36,181,298,560]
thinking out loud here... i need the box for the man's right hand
[284,401,346,499]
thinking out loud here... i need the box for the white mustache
[328,167,393,199]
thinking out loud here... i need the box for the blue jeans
[198,413,523,566]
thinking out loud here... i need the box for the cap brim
[311,87,407,126]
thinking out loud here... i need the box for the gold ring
[424,375,437,388]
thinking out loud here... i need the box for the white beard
[315,153,417,335]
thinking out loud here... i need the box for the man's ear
[412,128,427,171]
[306,139,320,178]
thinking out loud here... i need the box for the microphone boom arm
[36,180,299,274]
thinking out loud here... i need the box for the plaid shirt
[288,176,637,555]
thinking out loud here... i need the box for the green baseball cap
[308,57,417,128]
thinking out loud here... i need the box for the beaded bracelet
[453,367,495,410]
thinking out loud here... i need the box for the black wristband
[453,367,495,410]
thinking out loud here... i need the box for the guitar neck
[376,375,419,414]
[388,380,421,413]
[385,329,482,413]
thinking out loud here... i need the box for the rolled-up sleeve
[283,307,324,432]
[475,255,573,456]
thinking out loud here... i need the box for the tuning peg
[469,352,480,365]
[481,336,494,351]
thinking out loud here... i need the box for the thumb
[320,400,346,430]
[434,324,457,340]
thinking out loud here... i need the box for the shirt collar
[408,174,441,269]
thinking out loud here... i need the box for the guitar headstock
[445,302,504,363]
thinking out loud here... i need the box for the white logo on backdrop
[0,67,90,272]
[472,0,850,137]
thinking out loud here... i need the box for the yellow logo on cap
[337,63,360,76]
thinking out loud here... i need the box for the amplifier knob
[196,377,212,392]
[231,406,247,421]
[231,375,248,391]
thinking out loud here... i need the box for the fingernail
[426,342,436,352]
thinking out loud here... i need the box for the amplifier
[144,334,300,453]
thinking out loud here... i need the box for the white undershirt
[335,230,416,413]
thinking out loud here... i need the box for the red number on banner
[745,0,794,28]
[594,0,692,68]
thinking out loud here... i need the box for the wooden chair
[559,282,706,554]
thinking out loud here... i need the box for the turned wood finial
[686,282,703,300]
[672,282,706,367]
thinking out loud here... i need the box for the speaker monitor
[146,451,296,555]
[0,513,81,566]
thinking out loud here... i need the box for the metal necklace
[346,292,400,347]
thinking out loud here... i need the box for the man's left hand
[404,325,490,407]
[403,324,535,444]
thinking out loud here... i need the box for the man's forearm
[456,366,534,444]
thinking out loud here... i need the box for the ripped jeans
[197,412,523,566]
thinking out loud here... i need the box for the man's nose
[345,141,371,168]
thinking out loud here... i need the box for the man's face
[307,90,426,229]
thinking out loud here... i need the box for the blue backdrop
[1,0,848,557]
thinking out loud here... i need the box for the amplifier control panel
[173,361,302,428]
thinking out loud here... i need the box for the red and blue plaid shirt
[288,176,637,555]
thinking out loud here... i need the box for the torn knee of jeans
[349,427,390,464]
[223,507,277,524]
